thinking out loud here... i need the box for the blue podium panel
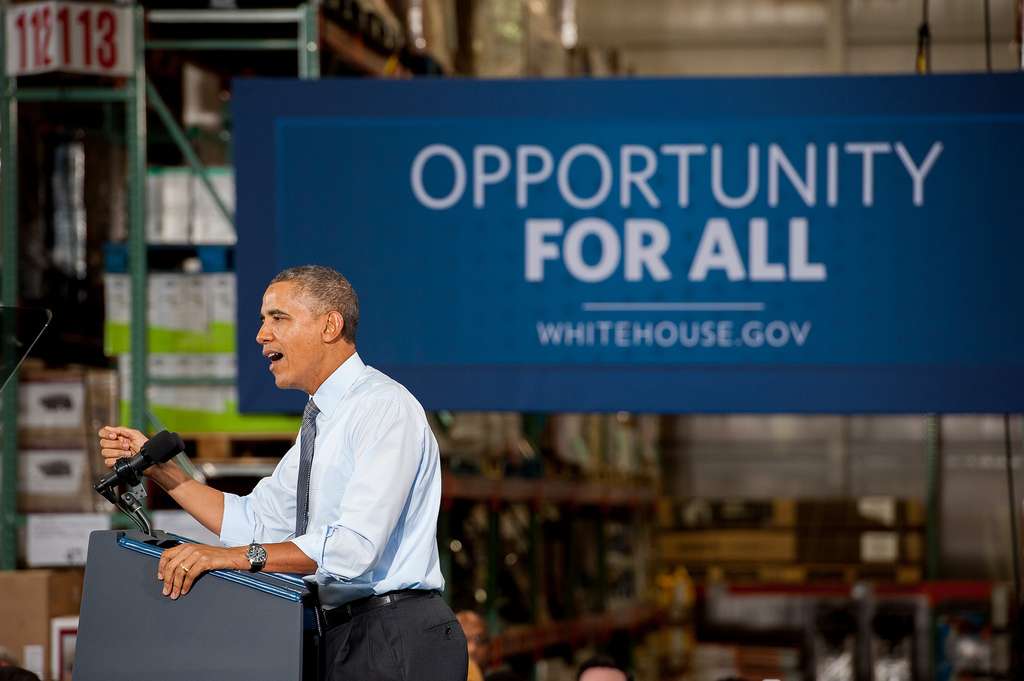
[75,531,319,681]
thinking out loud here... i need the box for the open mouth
[266,352,284,364]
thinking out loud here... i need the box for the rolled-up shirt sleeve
[219,440,300,547]
[292,393,421,580]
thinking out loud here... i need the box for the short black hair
[270,265,359,343]
[577,655,632,681]
[0,668,42,681]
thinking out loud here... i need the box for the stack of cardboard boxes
[103,270,298,434]
[657,496,926,584]
[17,365,119,566]
[146,166,235,245]
[0,570,84,681]
[6,365,118,679]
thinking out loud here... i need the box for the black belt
[322,589,436,629]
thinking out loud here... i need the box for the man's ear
[323,311,345,343]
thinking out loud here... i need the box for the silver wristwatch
[245,541,268,573]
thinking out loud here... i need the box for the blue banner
[234,74,1024,413]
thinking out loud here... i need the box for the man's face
[256,282,324,393]
[456,612,489,668]
[579,669,628,681]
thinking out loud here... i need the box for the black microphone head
[140,430,185,465]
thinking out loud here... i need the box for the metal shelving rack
[0,3,320,570]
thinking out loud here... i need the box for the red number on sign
[77,8,92,67]
[40,7,53,67]
[97,10,117,68]
[15,12,27,71]
[30,10,41,67]
[57,6,71,66]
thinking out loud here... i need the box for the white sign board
[5,1,134,77]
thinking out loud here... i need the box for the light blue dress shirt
[219,353,445,607]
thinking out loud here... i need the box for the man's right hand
[98,426,149,470]
[98,425,224,534]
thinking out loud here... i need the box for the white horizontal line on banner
[581,302,766,312]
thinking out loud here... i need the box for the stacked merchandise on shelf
[657,496,926,585]
[146,167,235,245]
[9,366,117,680]
[930,583,1011,681]
[694,586,900,681]
[471,0,568,77]
[650,578,1012,680]
[439,412,662,676]
[103,235,299,435]
[550,413,661,483]
[651,494,938,680]
[643,566,696,681]
[16,364,119,566]
[397,0,456,73]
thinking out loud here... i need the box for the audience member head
[0,649,17,668]
[456,610,491,669]
[0,668,42,681]
[577,655,632,681]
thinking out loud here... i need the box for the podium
[74,530,322,681]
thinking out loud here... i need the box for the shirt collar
[310,352,365,419]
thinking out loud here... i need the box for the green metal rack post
[0,5,20,572]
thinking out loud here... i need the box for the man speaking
[98,265,467,681]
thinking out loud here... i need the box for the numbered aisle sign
[5,1,133,77]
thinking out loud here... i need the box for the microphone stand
[96,482,153,536]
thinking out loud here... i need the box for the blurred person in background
[456,610,490,678]
[577,655,633,681]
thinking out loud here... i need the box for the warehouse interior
[1,1,1023,680]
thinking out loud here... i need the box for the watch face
[247,543,267,566]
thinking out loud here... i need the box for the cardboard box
[104,273,235,355]
[18,450,93,513]
[796,530,925,564]
[658,530,797,563]
[19,369,118,512]
[146,167,191,243]
[22,514,112,567]
[19,369,88,450]
[796,498,925,530]
[19,381,85,430]
[191,168,236,245]
[658,498,796,530]
[0,569,84,680]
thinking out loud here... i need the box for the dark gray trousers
[325,592,468,681]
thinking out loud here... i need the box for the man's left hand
[158,543,246,599]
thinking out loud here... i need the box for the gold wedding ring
[180,565,190,574]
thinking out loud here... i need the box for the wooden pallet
[179,432,296,460]
[681,562,923,584]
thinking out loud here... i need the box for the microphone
[95,430,185,495]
